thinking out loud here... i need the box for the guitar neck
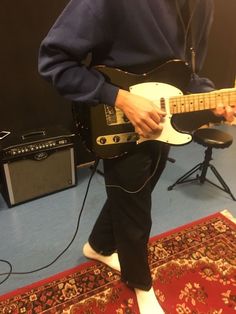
[170,88,236,114]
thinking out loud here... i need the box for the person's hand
[115,89,166,138]
[213,103,236,124]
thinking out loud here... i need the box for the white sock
[135,287,165,314]
[83,242,121,272]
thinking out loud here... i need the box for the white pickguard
[129,82,192,145]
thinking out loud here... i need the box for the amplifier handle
[21,130,46,140]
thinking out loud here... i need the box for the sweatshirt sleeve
[38,0,118,106]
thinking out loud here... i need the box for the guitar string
[170,92,236,113]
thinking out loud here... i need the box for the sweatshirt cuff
[187,74,215,93]
[99,81,119,106]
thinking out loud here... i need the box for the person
[38,1,235,313]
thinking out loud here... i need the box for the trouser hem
[121,276,152,291]
[88,239,116,256]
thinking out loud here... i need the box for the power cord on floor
[0,158,100,287]
[0,260,12,285]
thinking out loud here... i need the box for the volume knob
[113,136,120,143]
[99,137,107,144]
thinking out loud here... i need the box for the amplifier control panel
[2,136,74,160]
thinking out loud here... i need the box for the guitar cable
[105,151,161,194]
[0,149,164,286]
[0,158,100,287]
[0,149,173,287]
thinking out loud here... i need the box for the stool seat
[193,128,233,149]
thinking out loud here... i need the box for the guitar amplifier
[0,130,77,207]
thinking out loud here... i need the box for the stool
[168,128,236,201]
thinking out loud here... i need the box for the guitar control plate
[96,132,139,145]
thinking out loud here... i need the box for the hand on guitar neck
[115,89,166,138]
[115,88,236,138]
[213,103,236,125]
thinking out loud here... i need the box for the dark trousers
[89,141,170,290]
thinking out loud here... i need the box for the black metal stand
[168,147,236,201]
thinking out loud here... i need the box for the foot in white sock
[135,287,165,314]
[83,242,121,272]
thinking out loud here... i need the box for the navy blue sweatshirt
[38,0,214,107]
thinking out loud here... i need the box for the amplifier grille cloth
[3,147,75,205]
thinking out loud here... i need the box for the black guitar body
[75,60,191,159]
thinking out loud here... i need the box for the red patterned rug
[0,210,236,314]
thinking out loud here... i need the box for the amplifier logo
[34,152,49,161]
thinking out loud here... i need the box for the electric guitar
[76,60,236,159]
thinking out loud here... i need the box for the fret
[199,96,205,110]
[179,97,185,113]
[195,94,200,111]
[170,88,236,114]
[189,95,196,112]
[204,94,211,110]
[171,101,177,114]
[215,92,222,107]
